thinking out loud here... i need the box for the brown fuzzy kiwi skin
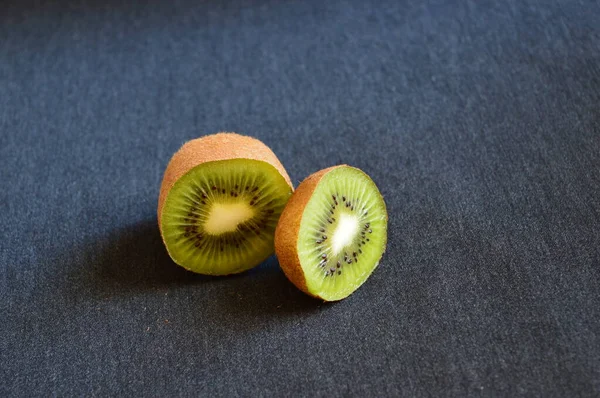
[157,132,293,241]
[274,165,344,299]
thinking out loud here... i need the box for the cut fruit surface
[158,133,293,275]
[275,165,387,301]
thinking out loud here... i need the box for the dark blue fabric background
[1,0,599,396]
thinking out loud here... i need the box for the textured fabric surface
[1,0,600,396]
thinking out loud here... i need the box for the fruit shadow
[73,219,321,320]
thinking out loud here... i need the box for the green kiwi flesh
[298,166,387,300]
[161,158,293,275]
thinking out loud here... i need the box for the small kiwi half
[158,132,293,275]
[275,165,387,301]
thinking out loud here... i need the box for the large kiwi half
[275,165,387,301]
[158,133,293,275]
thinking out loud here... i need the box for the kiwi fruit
[158,132,293,275]
[275,165,387,301]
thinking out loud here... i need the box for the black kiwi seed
[353,252,357,257]
[365,223,370,228]
[222,189,226,194]
[338,271,342,275]
[368,229,372,233]
[316,240,322,244]
[320,228,325,233]
[342,196,346,201]
[212,186,217,190]
[321,254,327,259]
[328,219,333,224]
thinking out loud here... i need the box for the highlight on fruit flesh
[275,165,387,301]
[158,132,293,275]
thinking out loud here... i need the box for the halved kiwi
[275,165,387,301]
[158,132,293,275]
